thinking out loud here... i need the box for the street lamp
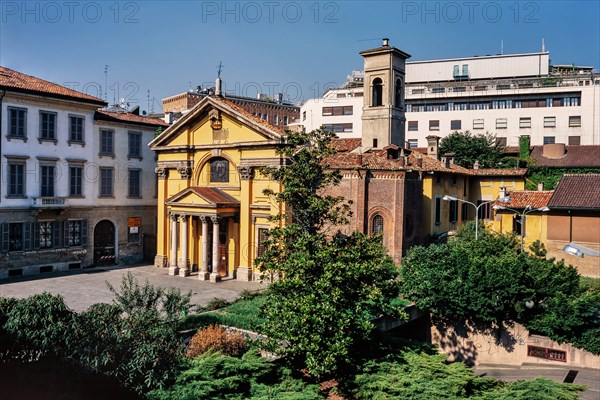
[443,195,511,240]
[492,205,550,251]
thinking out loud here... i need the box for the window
[519,117,531,128]
[408,121,418,131]
[429,120,440,131]
[100,129,114,155]
[496,137,507,146]
[496,84,511,90]
[477,201,491,220]
[372,139,378,148]
[256,227,269,259]
[371,215,384,235]
[543,136,555,145]
[568,136,581,145]
[39,111,57,141]
[449,200,458,223]
[544,117,556,128]
[302,111,306,121]
[38,221,55,249]
[273,115,278,125]
[461,203,469,221]
[8,163,25,197]
[395,78,403,107]
[450,120,461,130]
[434,197,441,225]
[513,214,523,236]
[8,107,27,138]
[283,116,288,125]
[40,165,55,197]
[128,131,142,158]
[462,64,468,77]
[407,139,418,149]
[569,116,581,127]
[432,87,445,94]
[69,166,83,197]
[8,223,24,251]
[210,158,229,183]
[453,87,466,93]
[322,106,353,116]
[473,119,484,129]
[453,65,459,77]
[496,118,508,129]
[372,78,383,107]
[411,88,424,95]
[69,115,84,143]
[99,168,114,197]
[66,220,87,247]
[321,123,352,133]
[262,113,268,121]
[128,169,141,198]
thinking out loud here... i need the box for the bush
[186,324,247,358]
[205,297,232,310]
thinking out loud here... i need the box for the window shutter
[64,221,70,247]
[81,220,88,245]
[23,222,32,251]
[34,222,41,250]
[1,223,8,253]
[53,221,60,248]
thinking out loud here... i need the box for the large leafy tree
[256,129,405,378]
[439,131,507,168]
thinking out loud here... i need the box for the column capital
[210,215,221,224]
[179,214,189,222]
[238,166,254,180]
[170,213,178,222]
[177,166,192,179]
[199,215,209,224]
[155,166,168,179]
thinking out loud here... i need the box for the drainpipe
[0,90,5,203]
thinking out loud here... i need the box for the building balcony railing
[32,197,68,208]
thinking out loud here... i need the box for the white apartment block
[300,51,600,148]
[0,66,167,278]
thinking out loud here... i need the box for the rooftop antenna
[541,38,545,52]
[147,90,151,114]
[500,39,504,55]
[217,61,224,78]
[104,64,109,102]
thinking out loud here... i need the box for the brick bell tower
[360,38,411,149]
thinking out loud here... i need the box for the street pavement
[474,363,600,400]
[0,264,266,312]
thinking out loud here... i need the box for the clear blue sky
[1,1,599,112]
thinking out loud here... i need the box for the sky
[1,0,599,112]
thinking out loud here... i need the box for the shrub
[186,324,247,358]
[205,297,231,310]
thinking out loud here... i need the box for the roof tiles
[548,174,600,209]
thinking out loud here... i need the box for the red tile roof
[95,110,169,128]
[331,138,362,152]
[530,145,600,168]
[548,174,600,209]
[189,187,240,206]
[0,66,106,105]
[497,190,554,209]
[220,98,285,134]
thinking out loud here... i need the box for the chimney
[537,182,544,191]
[277,93,283,104]
[473,160,480,170]
[416,156,423,168]
[426,135,441,159]
[382,37,390,47]
[164,112,174,124]
[499,186,507,198]
[215,76,222,96]
[399,149,405,167]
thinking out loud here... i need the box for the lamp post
[492,205,550,251]
[443,195,511,240]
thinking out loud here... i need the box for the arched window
[372,78,383,107]
[210,158,229,183]
[395,78,403,108]
[372,214,384,235]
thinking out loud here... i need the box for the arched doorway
[94,220,116,265]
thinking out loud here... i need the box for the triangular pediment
[149,96,285,149]
[166,186,240,208]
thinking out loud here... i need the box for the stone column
[210,216,222,283]
[178,215,190,276]
[169,213,179,276]
[198,216,210,281]
[237,166,253,281]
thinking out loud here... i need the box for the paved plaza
[0,264,266,312]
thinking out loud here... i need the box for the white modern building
[0,66,167,278]
[300,50,600,148]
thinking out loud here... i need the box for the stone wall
[431,321,600,369]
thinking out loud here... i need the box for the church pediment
[165,186,240,208]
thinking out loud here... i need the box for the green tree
[256,129,405,378]
[439,131,506,168]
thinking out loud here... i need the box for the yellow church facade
[149,95,285,282]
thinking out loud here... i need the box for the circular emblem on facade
[211,118,222,130]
